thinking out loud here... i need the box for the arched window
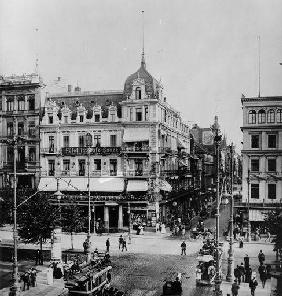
[267,109,275,123]
[277,109,282,123]
[258,109,266,124]
[135,87,142,100]
[248,110,256,124]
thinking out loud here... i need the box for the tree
[264,209,282,251]
[61,204,87,249]
[17,193,59,251]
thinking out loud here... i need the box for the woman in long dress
[161,223,166,234]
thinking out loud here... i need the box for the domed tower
[123,52,162,101]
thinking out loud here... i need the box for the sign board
[62,147,121,156]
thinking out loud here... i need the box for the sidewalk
[221,279,272,296]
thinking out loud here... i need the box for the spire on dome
[141,10,146,68]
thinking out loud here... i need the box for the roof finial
[141,10,146,68]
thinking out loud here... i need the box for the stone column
[104,206,109,232]
[118,204,123,230]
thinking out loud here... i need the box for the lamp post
[247,168,251,242]
[226,144,234,282]
[211,116,222,296]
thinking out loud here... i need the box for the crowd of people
[20,267,37,291]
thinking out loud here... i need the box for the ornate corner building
[39,56,191,231]
[0,74,42,189]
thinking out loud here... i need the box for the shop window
[248,110,256,124]
[7,122,13,136]
[136,108,142,121]
[251,184,259,199]
[28,95,35,110]
[277,109,282,123]
[28,147,36,162]
[268,184,276,199]
[250,159,259,172]
[110,135,116,147]
[109,159,117,176]
[17,122,24,136]
[268,134,276,148]
[48,160,55,176]
[94,159,101,171]
[267,109,275,123]
[268,159,276,172]
[258,110,266,124]
[17,95,25,111]
[251,135,260,148]
[78,159,86,176]
[63,136,69,148]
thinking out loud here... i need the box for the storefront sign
[62,146,121,156]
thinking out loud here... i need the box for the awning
[38,177,124,192]
[127,180,148,192]
[249,209,267,222]
[123,128,150,142]
[158,179,172,192]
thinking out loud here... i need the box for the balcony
[121,145,150,153]
[79,170,85,176]
[61,170,70,176]
[110,170,117,176]
[124,170,149,177]
[40,147,60,154]
[61,146,121,156]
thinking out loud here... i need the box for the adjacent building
[39,55,190,231]
[0,74,42,189]
[240,95,282,228]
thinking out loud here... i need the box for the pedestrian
[22,271,30,291]
[30,268,37,287]
[35,249,40,265]
[249,276,258,296]
[106,238,110,252]
[234,265,241,285]
[231,279,240,296]
[122,238,127,252]
[266,264,271,279]
[118,235,123,250]
[156,221,160,233]
[238,262,245,282]
[245,267,252,283]
[181,226,186,238]
[244,254,249,270]
[239,237,244,248]
[181,241,186,255]
[258,250,265,265]
[265,231,271,243]
[161,223,166,234]
[258,264,267,288]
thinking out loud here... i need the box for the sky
[1,0,282,150]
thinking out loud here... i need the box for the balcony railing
[40,147,60,154]
[234,200,282,209]
[122,146,150,152]
[61,146,121,156]
[124,170,149,177]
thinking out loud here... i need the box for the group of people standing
[155,222,167,234]
[21,268,37,291]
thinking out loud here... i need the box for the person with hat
[249,275,258,296]
[231,279,240,296]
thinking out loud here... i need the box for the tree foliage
[264,209,282,251]
[17,193,59,248]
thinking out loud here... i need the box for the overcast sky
[1,0,282,149]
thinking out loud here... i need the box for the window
[268,134,277,148]
[64,116,68,124]
[110,135,116,147]
[94,159,101,171]
[258,110,266,124]
[129,108,133,121]
[48,160,55,176]
[94,114,100,122]
[63,136,69,148]
[78,159,86,176]
[17,122,24,136]
[28,95,35,110]
[136,108,142,121]
[28,122,36,137]
[135,87,141,100]
[251,159,259,172]
[7,97,14,111]
[7,147,13,162]
[0,98,2,110]
[93,135,101,147]
[145,107,149,121]
[28,147,36,162]
[277,109,282,123]
[251,135,260,148]
[251,184,259,199]
[63,160,70,174]
[135,159,143,176]
[49,136,55,152]
[7,122,13,136]
[79,115,84,122]
[164,110,167,122]
[267,109,275,123]
[268,159,276,172]
[79,135,85,147]
[248,110,256,124]
[268,184,276,199]
[48,115,53,124]
[109,159,117,176]
[17,95,25,111]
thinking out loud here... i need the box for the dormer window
[95,114,100,122]
[49,115,53,124]
[79,115,84,122]
[64,116,68,124]
[135,87,142,100]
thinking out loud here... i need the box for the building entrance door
[109,206,118,232]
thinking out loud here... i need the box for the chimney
[67,85,72,93]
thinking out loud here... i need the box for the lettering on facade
[62,146,121,156]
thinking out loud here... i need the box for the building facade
[0,74,42,189]
[39,56,190,231]
[240,95,282,228]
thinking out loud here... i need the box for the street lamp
[226,144,234,282]
[211,116,222,296]
[247,168,251,242]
